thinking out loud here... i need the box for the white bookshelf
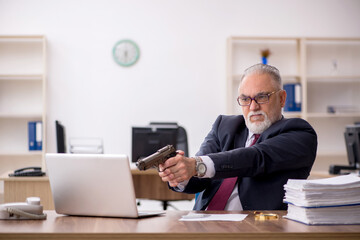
[227,37,360,171]
[0,36,47,176]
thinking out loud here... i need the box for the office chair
[140,122,190,210]
[149,122,189,157]
[55,120,66,153]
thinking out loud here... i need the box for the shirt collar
[247,130,255,140]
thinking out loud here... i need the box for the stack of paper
[283,174,360,225]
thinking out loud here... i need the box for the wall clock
[112,39,140,67]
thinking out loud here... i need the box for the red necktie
[206,134,260,210]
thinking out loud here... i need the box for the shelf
[283,112,302,118]
[0,152,43,157]
[0,74,43,81]
[0,36,44,42]
[227,37,360,172]
[230,36,299,43]
[0,113,43,119]
[0,35,46,175]
[0,37,45,76]
[306,112,360,118]
[307,75,360,83]
[306,38,360,44]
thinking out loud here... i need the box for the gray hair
[240,63,282,90]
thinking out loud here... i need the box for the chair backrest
[55,120,66,153]
[149,122,189,157]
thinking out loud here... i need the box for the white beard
[245,111,272,134]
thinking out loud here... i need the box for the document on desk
[179,212,248,221]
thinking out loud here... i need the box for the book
[28,122,36,151]
[283,174,360,225]
[35,121,43,151]
[283,83,301,112]
[28,121,42,151]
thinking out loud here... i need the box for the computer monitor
[55,120,66,153]
[131,122,188,162]
[344,125,360,169]
[329,124,360,174]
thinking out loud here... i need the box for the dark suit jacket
[178,115,317,210]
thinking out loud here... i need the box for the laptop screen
[46,153,141,218]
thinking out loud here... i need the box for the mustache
[248,111,265,119]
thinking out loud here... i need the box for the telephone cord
[5,207,47,220]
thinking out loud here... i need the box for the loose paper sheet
[179,212,248,221]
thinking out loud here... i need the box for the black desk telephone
[9,167,45,177]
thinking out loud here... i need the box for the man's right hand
[158,150,197,187]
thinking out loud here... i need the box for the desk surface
[0,211,360,240]
[0,168,163,181]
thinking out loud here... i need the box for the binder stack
[283,174,360,225]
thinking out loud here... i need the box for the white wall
[0,0,360,157]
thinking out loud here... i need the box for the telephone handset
[9,166,45,177]
[0,197,47,220]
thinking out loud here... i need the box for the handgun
[136,145,177,171]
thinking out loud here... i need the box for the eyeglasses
[237,90,281,106]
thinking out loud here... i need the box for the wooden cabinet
[227,37,360,171]
[0,36,47,176]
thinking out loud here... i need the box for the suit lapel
[234,128,248,149]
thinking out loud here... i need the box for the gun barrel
[136,152,160,171]
[136,145,176,171]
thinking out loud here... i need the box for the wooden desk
[0,169,193,210]
[0,175,54,210]
[0,210,359,240]
[131,169,193,201]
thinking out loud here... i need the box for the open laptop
[45,153,165,218]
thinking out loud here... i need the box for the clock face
[112,39,140,67]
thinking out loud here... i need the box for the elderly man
[159,63,317,211]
